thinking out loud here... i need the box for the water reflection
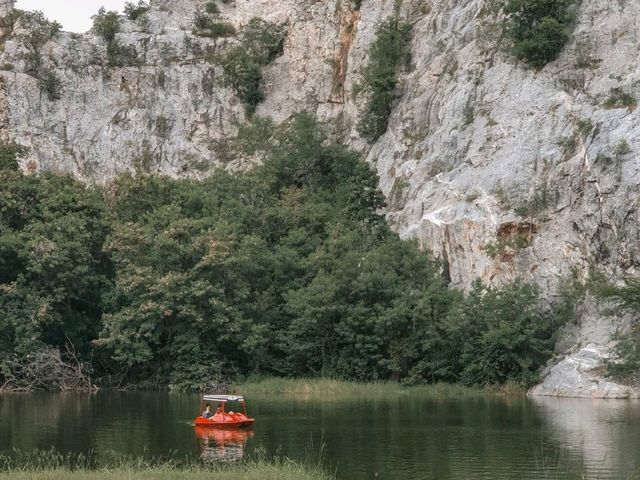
[531,396,640,477]
[194,427,253,463]
[1,392,640,479]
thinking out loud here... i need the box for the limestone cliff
[1,0,639,397]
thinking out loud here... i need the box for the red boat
[194,395,255,428]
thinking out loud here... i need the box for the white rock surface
[1,0,639,396]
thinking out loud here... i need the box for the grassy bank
[233,377,526,398]
[0,450,333,480]
[0,455,333,480]
[0,464,330,480]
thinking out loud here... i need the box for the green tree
[219,19,286,115]
[124,1,150,21]
[357,18,412,141]
[504,0,573,68]
[0,171,110,367]
[0,141,28,171]
[92,8,120,43]
[597,278,640,384]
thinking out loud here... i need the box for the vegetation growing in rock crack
[503,0,577,69]
[92,7,139,68]
[0,113,574,392]
[219,18,286,115]
[603,88,637,110]
[12,10,61,72]
[357,17,412,142]
[106,40,139,67]
[192,4,236,39]
[39,70,62,101]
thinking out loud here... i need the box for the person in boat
[202,404,213,419]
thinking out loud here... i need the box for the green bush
[106,39,139,67]
[484,233,531,259]
[39,70,62,101]
[240,17,286,64]
[503,0,574,68]
[92,7,120,43]
[220,46,264,112]
[124,1,150,21]
[14,10,61,71]
[407,281,565,386]
[193,14,235,38]
[357,18,412,141]
[0,141,28,171]
[205,1,220,14]
[596,278,640,384]
[220,18,286,115]
[91,8,139,69]
[603,88,637,109]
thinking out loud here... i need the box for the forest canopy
[0,115,569,391]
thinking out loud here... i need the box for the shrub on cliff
[91,8,139,68]
[13,10,61,71]
[357,17,412,142]
[193,14,236,38]
[39,69,62,101]
[597,278,640,385]
[92,7,120,43]
[220,18,286,115]
[503,0,575,68]
[124,1,150,21]
[106,39,139,67]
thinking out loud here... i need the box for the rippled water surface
[1,392,640,479]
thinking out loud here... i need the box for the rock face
[529,297,640,398]
[1,0,639,396]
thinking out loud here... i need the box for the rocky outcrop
[0,0,638,396]
[529,297,640,398]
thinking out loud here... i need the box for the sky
[15,0,128,33]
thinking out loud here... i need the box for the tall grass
[0,450,333,480]
[233,377,525,398]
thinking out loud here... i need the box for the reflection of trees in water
[194,427,253,463]
[0,392,96,453]
[531,396,640,477]
[0,392,200,458]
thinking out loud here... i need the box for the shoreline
[0,378,527,397]
[232,377,527,398]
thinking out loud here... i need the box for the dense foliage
[357,18,412,142]
[503,0,575,68]
[0,115,568,390]
[0,141,28,171]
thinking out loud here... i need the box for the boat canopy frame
[202,395,244,402]
[200,395,247,415]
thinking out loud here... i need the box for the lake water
[1,392,639,479]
